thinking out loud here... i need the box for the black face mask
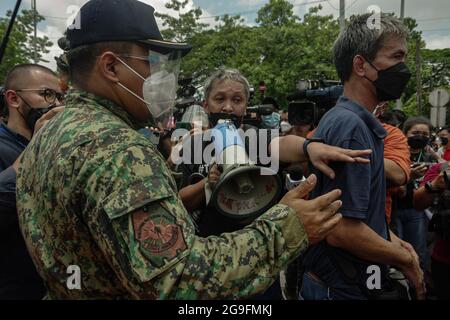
[365,59,412,102]
[408,135,429,150]
[441,137,449,146]
[209,113,242,129]
[26,107,53,132]
[17,94,54,132]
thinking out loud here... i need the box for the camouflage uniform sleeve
[84,144,308,299]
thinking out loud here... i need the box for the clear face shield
[143,50,182,130]
[118,49,183,130]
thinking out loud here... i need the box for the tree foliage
[146,0,450,111]
[0,9,53,84]
[154,0,208,42]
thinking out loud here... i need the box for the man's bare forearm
[326,217,412,267]
[269,136,307,163]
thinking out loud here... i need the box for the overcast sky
[1,0,449,69]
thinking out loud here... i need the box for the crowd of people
[0,0,449,300]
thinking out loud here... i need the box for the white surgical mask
[116,56,179,129]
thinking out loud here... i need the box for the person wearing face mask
[178,68,370,235]
[436,127,450,160]
[0,63,64,299]
[14,0,353,300]
[0,64,64,172]
[395,117,435,286]
[300,13,425,300]
[259,96,281,130]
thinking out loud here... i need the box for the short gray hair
[203,68,251,101]
[333,13,409,82]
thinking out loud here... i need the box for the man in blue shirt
[0,64,64,299]
[300,13,425,300]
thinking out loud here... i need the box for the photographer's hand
[411,164,428,180]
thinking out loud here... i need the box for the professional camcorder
[287,79,343,127]
[243,99,277,128]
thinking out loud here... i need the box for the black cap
[66,0,192,56]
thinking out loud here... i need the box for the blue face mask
[261,112,280,129]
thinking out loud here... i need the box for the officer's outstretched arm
[84,144,308,299]
[93,198,307,299]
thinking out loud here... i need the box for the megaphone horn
[209,121,282,221]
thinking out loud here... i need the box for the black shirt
[0,125,45,299]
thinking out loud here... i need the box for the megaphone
[284,166,306,191]
[208,120,282,222]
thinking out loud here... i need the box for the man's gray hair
[333,13,409,82]
[203,68,251,101]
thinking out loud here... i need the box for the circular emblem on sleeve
[133,210,187,265]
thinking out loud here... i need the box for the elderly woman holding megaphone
[177,68,372,238]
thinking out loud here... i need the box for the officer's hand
[307,142,372,179]
[33,106,65,136]
[208,165,221,188]
[279,174,343,245]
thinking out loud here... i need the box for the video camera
[287,79,343,127]
[243,104,276,128]
[243,97,279,128]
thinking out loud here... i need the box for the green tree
[400,18,450,120]
[255,0,299,27]
[0,9,53,84]
[154,0,208,42]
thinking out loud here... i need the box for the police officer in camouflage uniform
[16,0,357,299]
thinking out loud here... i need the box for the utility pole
[31,0,37,63]
[339,0,345,33]
[400,0,405,21]
[416,37,423,115]
[396,0,405,109]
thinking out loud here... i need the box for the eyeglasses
[16,88,65,104]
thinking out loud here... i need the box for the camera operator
[260,96,281,130]
[413,164,450,299]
